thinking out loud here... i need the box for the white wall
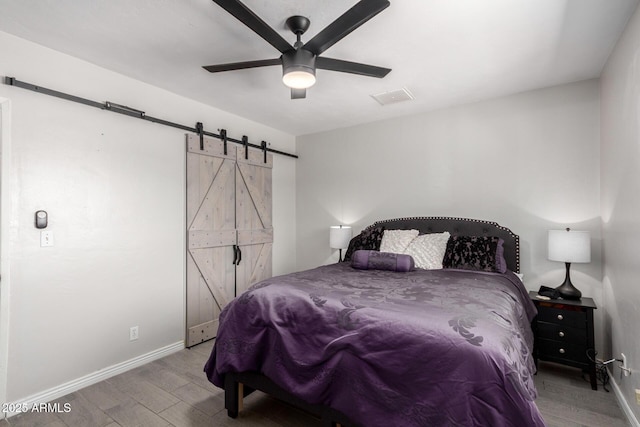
[600,2,640,422]
[296,79,603,342]
[0,31,296,404]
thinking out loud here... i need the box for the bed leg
[224,376,244,418]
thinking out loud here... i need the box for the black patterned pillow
[342,226,385,262]
[442,236,501,272]
[494,238,507,273]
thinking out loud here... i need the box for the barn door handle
[236,246,242,265]
[232,245,238,265]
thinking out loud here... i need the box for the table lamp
[548,228,591,300]
[330,225,352,262]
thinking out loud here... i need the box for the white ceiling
[0,0,637,136]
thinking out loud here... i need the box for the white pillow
[379,229,419,254]
[403,232,451,269]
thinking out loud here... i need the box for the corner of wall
[0,97,13,412]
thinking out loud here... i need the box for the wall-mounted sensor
[35,210,48,229]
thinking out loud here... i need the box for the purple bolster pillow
[351,250,415,272]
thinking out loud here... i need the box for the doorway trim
[0,97,12,413]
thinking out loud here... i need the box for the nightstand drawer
[538,339,589,365]
[537,306,586,328]
[537,321,586,343]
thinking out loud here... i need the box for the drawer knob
[557,314,564,321]
[559,331,565,338]
[559,348,566,354]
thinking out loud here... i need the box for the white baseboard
[3,341,184,419]
[608,367,640,427]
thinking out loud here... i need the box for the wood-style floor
[1,340,630,427]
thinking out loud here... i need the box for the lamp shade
[548,229,591,263]
[330,225,352,250]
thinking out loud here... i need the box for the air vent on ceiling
[371,87,414,106]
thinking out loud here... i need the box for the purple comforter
[205,263,545,426]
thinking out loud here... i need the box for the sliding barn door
[186,135,237,347]
[235,146,273,295]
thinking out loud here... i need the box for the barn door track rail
[4,77,298,159]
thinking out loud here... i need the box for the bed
[204,217,544,426]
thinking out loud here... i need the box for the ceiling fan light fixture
[282,49,316,89]
[282,69,316,89]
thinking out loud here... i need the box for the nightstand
[529,291,598,390]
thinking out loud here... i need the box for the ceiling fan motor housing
[282,49,316,88]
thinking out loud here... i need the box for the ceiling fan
[203,0,392,99]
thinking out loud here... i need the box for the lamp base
[556,262,582,300]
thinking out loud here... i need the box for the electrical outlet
[129,326,139,341]
[636,389,640,406]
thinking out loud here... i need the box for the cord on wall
[587,349,626,392]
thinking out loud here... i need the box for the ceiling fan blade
[291,88,306,99]
[316,57,391,78]
[303,0,390,56]
[211,0,293,53]
[203,58,281,73]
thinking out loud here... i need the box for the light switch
[40,231,54,247]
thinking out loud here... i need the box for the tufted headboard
[363,216,520,273]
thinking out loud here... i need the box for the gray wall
[601,3,640,422]
[0,31,296,404]
[296,78,603,344]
